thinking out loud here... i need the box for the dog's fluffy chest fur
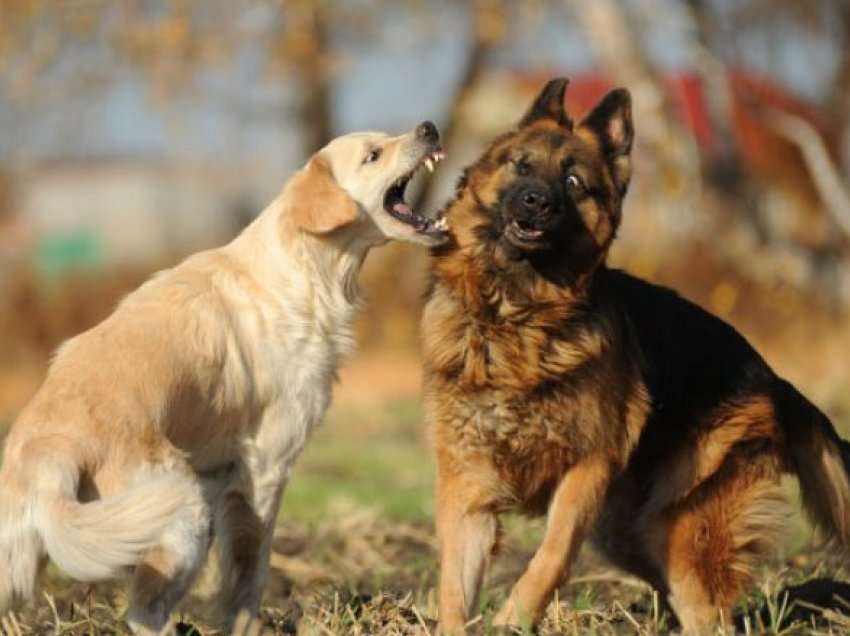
[164,231,360,475]
[423,274,648,511]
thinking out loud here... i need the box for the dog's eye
[565,174,585,195]
[363,149,382,164]
[514,158,531,176]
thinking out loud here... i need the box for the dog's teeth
[424,157,434,173]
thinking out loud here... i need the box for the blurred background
[2,0,850,536]
[4,2,850,631]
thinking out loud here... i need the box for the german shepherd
[422,78,850,633]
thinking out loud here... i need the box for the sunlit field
[3,348,850,635]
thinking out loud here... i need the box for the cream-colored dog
[0,122,447,633]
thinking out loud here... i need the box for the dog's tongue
[393,202,413,216]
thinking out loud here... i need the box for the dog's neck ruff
[434,200,585,324]
[225,195,369,360]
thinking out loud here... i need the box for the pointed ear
[518,77,573,129]
[285,156,359,234]
[580,88,633,194]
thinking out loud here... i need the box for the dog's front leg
[436,469,498,634]
[493,455,614,628]
[213,460,287,634]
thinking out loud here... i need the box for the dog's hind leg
[126,466,211,636]
[650,449,787,635]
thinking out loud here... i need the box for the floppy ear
[286,156,360,234]
[579,88,633,195]
[518,77,573,129]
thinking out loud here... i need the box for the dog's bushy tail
[0,451,191,614]
[776,379,850,546]
[0,476,42,616]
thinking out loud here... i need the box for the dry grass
[3,511,850,634]
[3,398,850,635]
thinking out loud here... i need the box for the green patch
[36,230,103,279]
[281,399,434,524]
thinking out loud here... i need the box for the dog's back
[601,267,850,542]
[0,253,230,614]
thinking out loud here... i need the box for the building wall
[16,161,251,270]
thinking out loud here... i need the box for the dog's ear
[579,88,633,195]
[519,77,572,129]
[286,156,360,234]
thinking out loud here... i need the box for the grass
[3,398,850,634]
[282,400,434,524]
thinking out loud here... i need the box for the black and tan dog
[422,78,850,633]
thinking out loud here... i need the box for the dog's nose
[519,188,551,214]
[416,120,439,143]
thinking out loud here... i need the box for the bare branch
[568,0,700,183]
[764,107,850,240]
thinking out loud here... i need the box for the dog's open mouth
[383,149,449,236]
[505,219,546,249]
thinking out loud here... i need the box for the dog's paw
[491,603,520,627]
[175,622,202,636]
[491,599,537,632]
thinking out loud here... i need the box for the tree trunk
[283,0,333,157]
[685,0,745,189]
[411,0,503,213]
[825,2,850,181]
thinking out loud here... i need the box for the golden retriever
[0,122,447,634]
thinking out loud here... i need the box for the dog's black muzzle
[501,180,562,251]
